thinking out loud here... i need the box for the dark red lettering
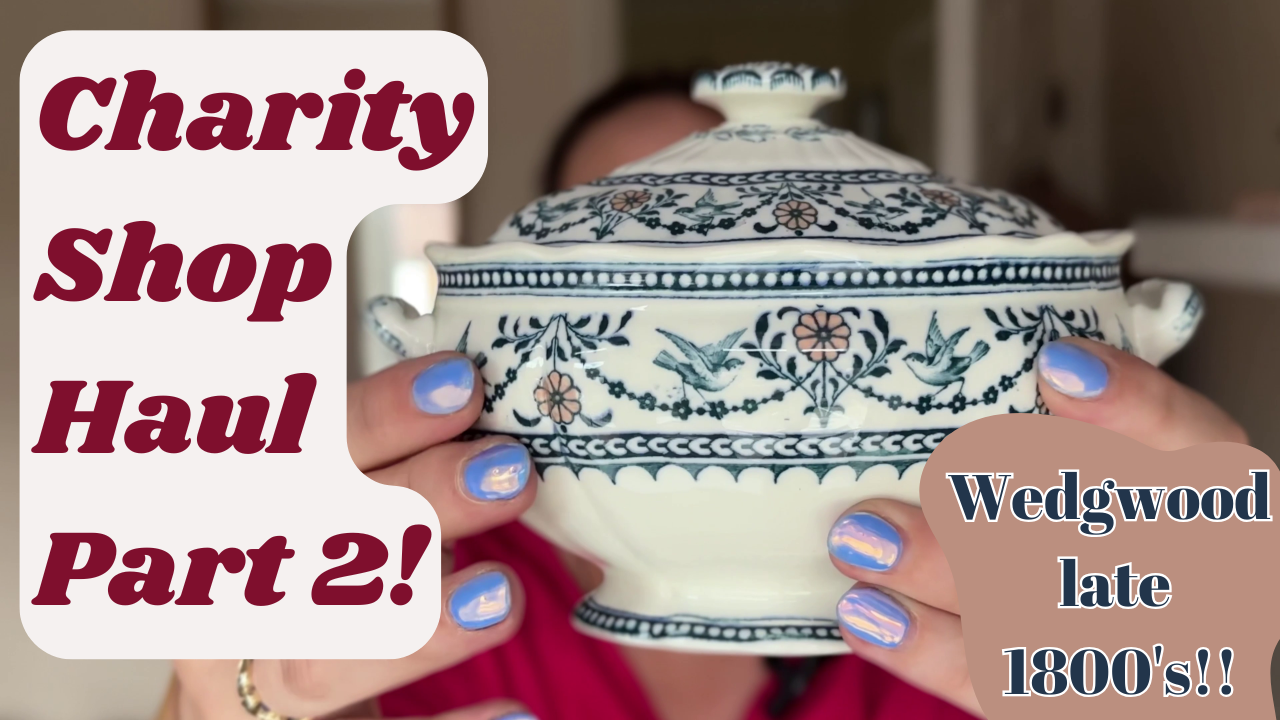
[197,395,269,454]
[265,373,316,453]
[103,221,182,302]
[107,548,175,605]
[245,536,293,606]
[362,81,411,151]
[176,548,246,605]
[247,243,331,322]
[311,533,387,606]
[105,70,183,151]
[254,92,323,150]
[187,244,256,302]
[33,227,113,301]
[399,92,473,171]
[32,381,132,453]
[31,533,117,605]
[123,396,191,453]
[317,69,364,150]
[39,76,117,150]
[186,92,254,151]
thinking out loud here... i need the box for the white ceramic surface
[369,62,1201,655]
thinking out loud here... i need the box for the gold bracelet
[236,660,311,720]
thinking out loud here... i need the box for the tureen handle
[366,296,436,358]
[1124,279,1203,366]
[692,62,846,123]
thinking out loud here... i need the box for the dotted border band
[574,597,844,644]
[439,259,1120,297]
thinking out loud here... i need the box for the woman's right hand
[823,338,1249,717]
[170,353,537,720]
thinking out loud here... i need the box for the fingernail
[412,357,475,414]
[449,571,511,630]
[1038,341,1109,399]
[838,587,910,648]
[493,714,538,720]
[828,513,901,571]
[463,443,530,501]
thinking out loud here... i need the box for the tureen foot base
[570,595,850,657]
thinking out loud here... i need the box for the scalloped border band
[463,428,952,482]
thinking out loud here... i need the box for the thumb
[1036,338,1247,451]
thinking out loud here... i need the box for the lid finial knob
[692,62,846,124]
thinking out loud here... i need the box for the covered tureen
[370,62,1201,655]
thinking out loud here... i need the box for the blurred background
[2,1,1277,718]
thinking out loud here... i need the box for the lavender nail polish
[412,357,475,414]
[1038,341,1109,399]
[449,571,510,630]
[838,587,910,648]
[463,443,530,501]
[828,513,902,571]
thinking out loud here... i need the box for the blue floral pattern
[458,303,1114,433]
[502,171,1062,245]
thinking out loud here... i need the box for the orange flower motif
[921,188,961,207]
[774,200,818,230]
[793,310,851,362]
[610,189,651,212]
[534,371,582,424]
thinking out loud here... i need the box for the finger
[367,435,537,541]
[333,699,535,720]
[176,563,525,720]
[238,701,535,720]
[827,500,958,615]
[1037,338,1247,450]
[348,352,483,471]
[836,585,980,716]
[421,701,538,720]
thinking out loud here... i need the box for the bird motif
[652,328,746,399]
[903,313,990,399]
[673,190,742,224]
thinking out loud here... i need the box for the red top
[380,522,974,720]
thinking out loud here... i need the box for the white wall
[961,0,1108,223]
[1107,0,1280,216]
[455,0,622,245]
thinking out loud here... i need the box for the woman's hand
[826,338,1248,717]
[169,353,536,720]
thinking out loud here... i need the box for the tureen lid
[493,62,1064,247]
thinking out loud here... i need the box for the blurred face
[556,93,723,191]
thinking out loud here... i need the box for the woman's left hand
[826,338,1248,717]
